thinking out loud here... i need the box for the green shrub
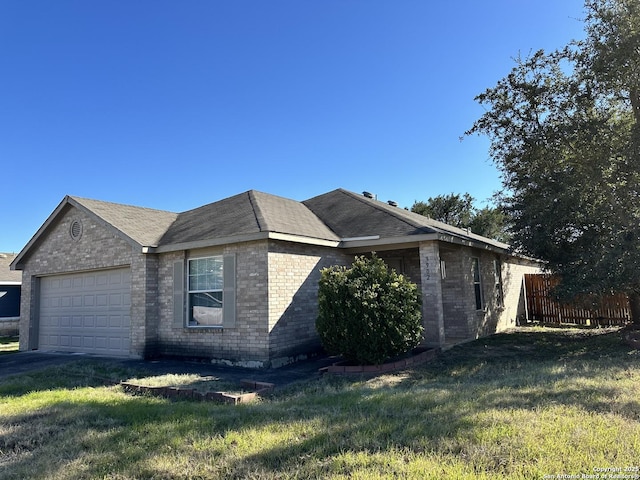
[316,254,423,365]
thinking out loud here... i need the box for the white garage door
[38,268,131,356]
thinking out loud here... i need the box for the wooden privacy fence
[524,274,632,326]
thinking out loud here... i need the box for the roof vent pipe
[388,200,398,207]
[362,191,375,199]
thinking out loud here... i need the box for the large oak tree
[466,0,640,323]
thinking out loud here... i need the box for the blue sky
[1,1,586,253]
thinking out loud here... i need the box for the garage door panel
[39,268,131,356]
[109,294,122,306]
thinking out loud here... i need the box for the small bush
[316,254,423,365]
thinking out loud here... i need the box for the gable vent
[70,219,83,241]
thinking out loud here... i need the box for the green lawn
[0,336,18,355]
[1,327,639,479]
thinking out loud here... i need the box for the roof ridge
[250,190,341,241]
[247,190,266,232]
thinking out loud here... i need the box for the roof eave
[155,231,341,253]
[340,232,513,254]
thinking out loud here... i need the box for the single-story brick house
[11,188,541,367]
[0,253,21,336]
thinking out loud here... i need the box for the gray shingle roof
[304,189,436,238]
[0,253,21,283]
[70,196,179,247]
[14,188,508,269]
[159,190,339,246]
[251,191,339,241]
[304,189,509,249]
[72,189,509,250]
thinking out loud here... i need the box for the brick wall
[155,240,353,367]
[439,245,541,345]
[470,251,541,339]
[418,241,446,347]
[439,245,473,342]
[155,240,271,365]
[498,257,541,327]
[131,253,159,357]
[267,241,352,365]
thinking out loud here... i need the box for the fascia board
[434,233,510,253]
[267,232,340,247]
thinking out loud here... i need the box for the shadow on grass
[1,327,638,479]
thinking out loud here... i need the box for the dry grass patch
[0,337,18,355]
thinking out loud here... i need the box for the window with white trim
[472,257,484,311]
[188,256,224,327]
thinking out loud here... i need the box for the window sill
[186,325,224,331]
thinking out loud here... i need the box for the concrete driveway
[0,351,86,380]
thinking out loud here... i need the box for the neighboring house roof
[0,253,21,283]
[11,188,510,270]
